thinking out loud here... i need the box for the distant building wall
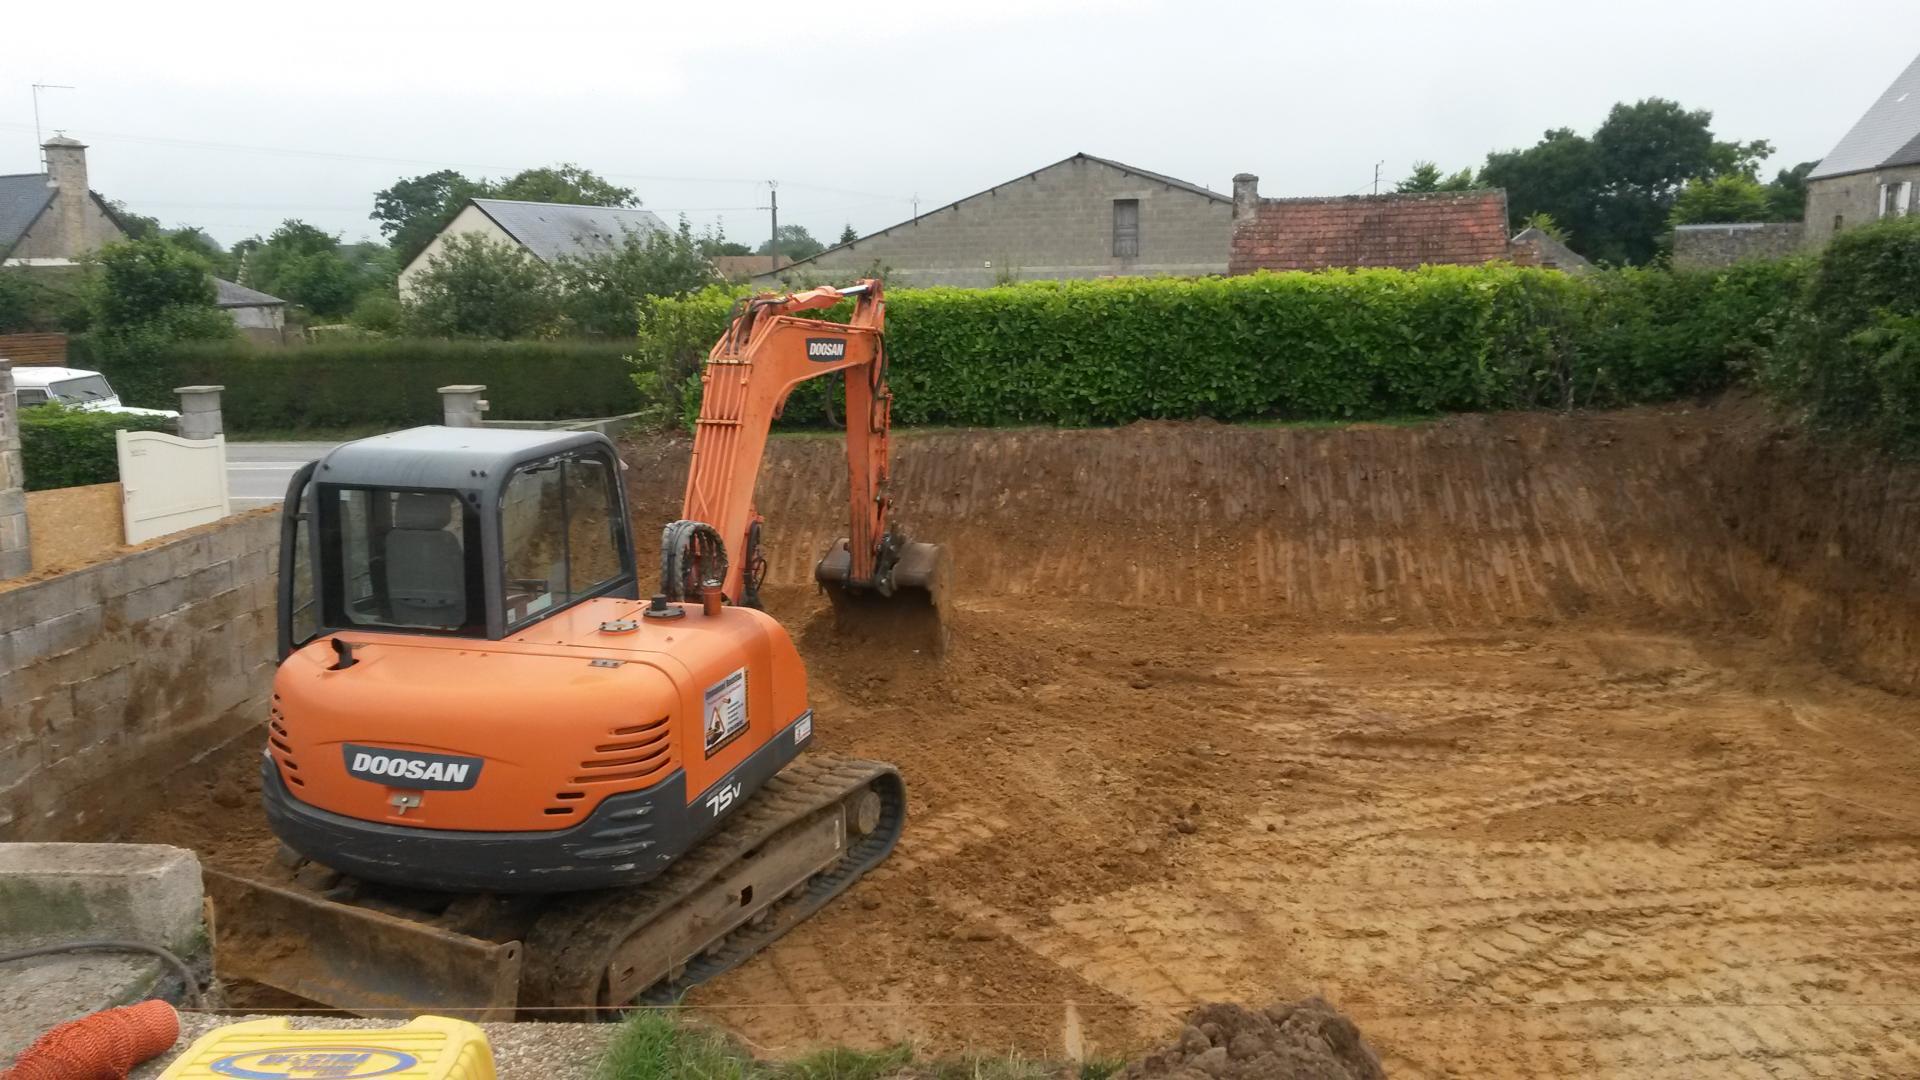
[1804,164,1920,249]
[398,204,518,299]
[1672,222,1807,268]
[1228,175,1511,274]
[763,155,1232,288]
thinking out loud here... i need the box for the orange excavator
[208,279,942,1018]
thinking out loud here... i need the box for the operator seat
[384,493,466,627]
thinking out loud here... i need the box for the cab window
[317,486,485,635]
[501,454,628,628]
[14,387,50,408]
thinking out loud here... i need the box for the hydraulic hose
[0,940,202,1007]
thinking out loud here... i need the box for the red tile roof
[1229,190,1511,274]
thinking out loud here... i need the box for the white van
[7,366,180,419]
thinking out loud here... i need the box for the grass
[593,1011,1127,1080]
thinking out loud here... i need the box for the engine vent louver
[547,715,675,815]
[268,702,302,786]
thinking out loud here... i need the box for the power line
[0,120,915,205]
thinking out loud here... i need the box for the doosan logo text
[805,337,848,362]
[342,744,483,791]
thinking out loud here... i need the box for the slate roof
[1229,190,1512,274]
[214,277,286,308]
[469,199,669,262]
[0,173,57,256]
[1811,52,1920,180]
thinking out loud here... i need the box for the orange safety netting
[4,999,179,1080]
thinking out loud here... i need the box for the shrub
[403,234,562,339]
[80,337,642,431]
[1762,216,1920,454]
[17,405,174,491]
[636,264,1806,429]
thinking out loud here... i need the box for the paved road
[227,441,336,508]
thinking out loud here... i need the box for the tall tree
[1396,162,1475,193]
[371,169,490,265]
[493,164,637,208]
[86,238,234,353]
[1588,98,1770,264]
[1669,175,1772,225]
[837,223,859,245]
[1480,100,1770,265]
[240,220,365,319]
[756,224,825,262]
[1765,161,1818,222]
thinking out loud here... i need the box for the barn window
[1880,181,1913,218]
[1112,199,1140,258]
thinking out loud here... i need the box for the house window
[1112,199,1140,258]
[1880,181,1913,218]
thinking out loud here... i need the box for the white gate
[117,430,231,544]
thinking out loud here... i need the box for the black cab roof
[314,426,615,495]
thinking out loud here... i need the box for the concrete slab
[0,843,204,954]
[0,953,168,1063]
[131,1016,617,1080]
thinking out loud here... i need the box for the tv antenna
[31,83,75,159]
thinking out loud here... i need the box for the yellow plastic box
[156,1015,495,1079]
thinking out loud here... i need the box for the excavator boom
[672,279,947,644]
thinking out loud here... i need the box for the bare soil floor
[121,402,1920,1077]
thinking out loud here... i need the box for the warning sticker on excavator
[704,667,748,756]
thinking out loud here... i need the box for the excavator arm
[671,280,946,633]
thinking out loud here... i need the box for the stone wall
[762,154,1232,288]
[1671,222,1806,268]
[0,510,278,839]
[1803,164,1920,249]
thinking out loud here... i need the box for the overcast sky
[4,1,1912,249]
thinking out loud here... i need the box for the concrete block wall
[1671,222,1806,268]
[0,510,279,840]
[770,154,1233,287]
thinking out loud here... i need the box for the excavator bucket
[815,539,950,656]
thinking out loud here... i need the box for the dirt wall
[625,398,1920,694]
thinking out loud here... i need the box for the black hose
[0,940,203,1007]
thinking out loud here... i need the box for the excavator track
[523,754,905,1017]
[208,755,904,1020]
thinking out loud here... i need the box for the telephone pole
[765,181,779,273]
[1372,160,1385,195]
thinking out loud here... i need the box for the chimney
[1232,173,1260,219]
[41,135,91,257]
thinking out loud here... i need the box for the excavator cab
[278,427,636,658]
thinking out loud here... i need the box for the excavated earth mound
[1118,999,1384,1080]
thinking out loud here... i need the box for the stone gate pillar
[0,361,31,580]
[437,384,488,429]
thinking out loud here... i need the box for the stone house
[398,199,669,298]
[2,135,289,339]
[757,153,1233,288]
[1227,175,1512,274]
[0,137,128,266]
[1803,50,1920,249]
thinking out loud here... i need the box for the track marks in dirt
[687,600,1920,1076]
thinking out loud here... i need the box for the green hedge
[76,338,642,431]
[638,263,1809,428]
[62,260,1815,436]
[18,406,175,491]
[1761,217,1920,454]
